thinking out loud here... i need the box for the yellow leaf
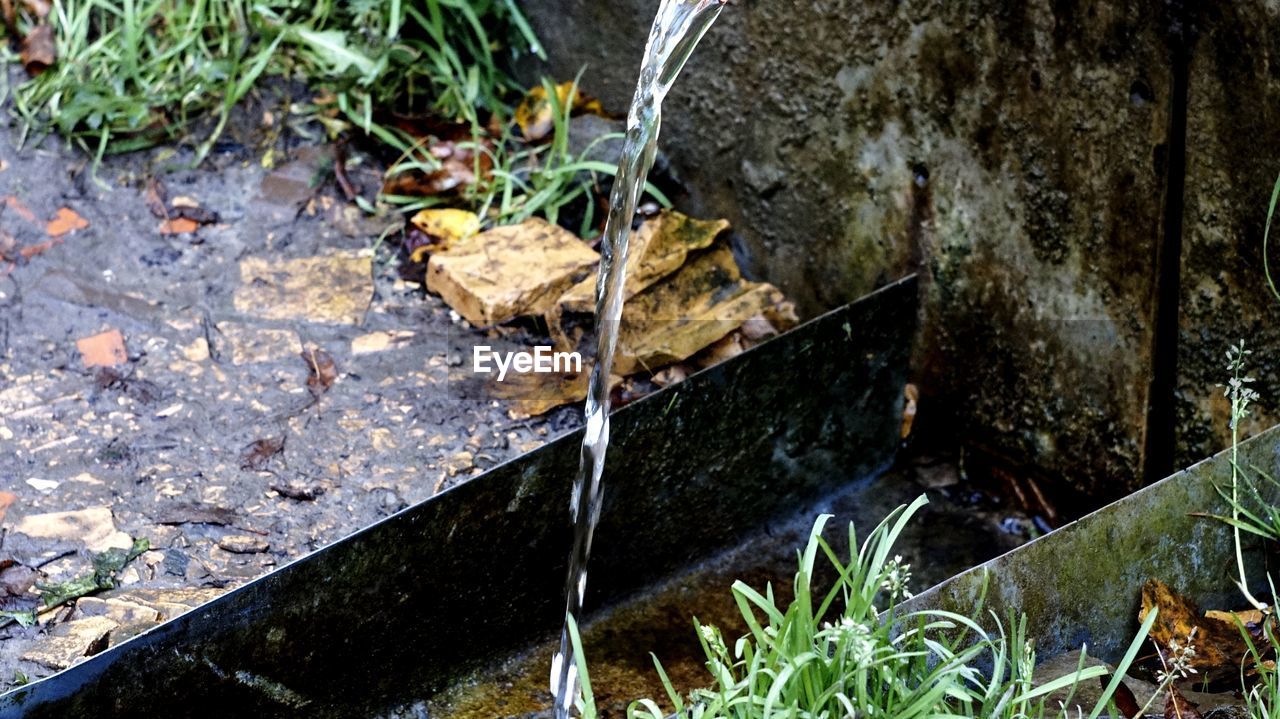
[409,209,481,261]
[514,81,607,142]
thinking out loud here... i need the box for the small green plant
[567,496,1158,719]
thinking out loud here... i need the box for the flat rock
[20,616,117,670]
[11,506,132,553]
[233,252,373,325]
[217,535,269,554]
[615,244,789,374]
[426,218,598,326]
[214,321,302,366]
[72,597,160,626]
[557,210,728,313]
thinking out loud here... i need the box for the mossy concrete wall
[521,0,1178,501]
[1176,4,1280,468]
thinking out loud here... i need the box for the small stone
[351,330,415,355]
[218,535,269,554]
[25,478,59,493]
[13,506,132,552]
[180,337,210,362]
[21,616,117,670]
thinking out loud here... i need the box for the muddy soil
[0,91,578,687]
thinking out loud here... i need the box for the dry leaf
[159,217,199,235]
[20,23,54,75]
[3,196,36,224]
[901,383,919,439]
[46,207,88,237]
[76,329,128,368]
[515,81,608,142]
[381,137,492,197]
[144,178,169,219]
[0,491,17,523]
[302,347,337,397]
[240,438,284,471]
[1139,579,1249,680]
[614,244,789,374]
[1104,676,1141,719]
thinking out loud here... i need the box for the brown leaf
[3,196,37,224]
[240,438,284,471]
[20,23,54,75]
[46,207,88,237]
[0,491,16,523]
[614,244,788,374]
[302,347,337,397]
[1105,676,1141,719]
[144,178,169,219]
[381,137,493,198]
[159,217,199,235]
[1140,579,1250,680]
[1164,686,1202,719]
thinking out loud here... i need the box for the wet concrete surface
[413,454,1035,719]
[0,107,575,686]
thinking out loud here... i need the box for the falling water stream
[548,1,727,716]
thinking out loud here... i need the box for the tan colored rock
[116,587,227,621]
[233,251,373,325]
[426,218,598,326]
[218,535,269,554]
[215,322,302,366]
[351,330,415,355]
[73,597,160,626]
[557,211,728,313]
[21,616,116,670]
[12,506,132,553]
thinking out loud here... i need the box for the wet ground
[410,453,1038,719]
[0,96,578,686]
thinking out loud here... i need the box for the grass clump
[5,1,653,234]
[6,0,539,163]
[569,496,1157,719]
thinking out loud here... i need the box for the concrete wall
[520,0,1277,504]
[1177,3,1280,468]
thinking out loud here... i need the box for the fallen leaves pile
[1103,579,1278,719]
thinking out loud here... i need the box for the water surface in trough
[421,454,1035,719]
